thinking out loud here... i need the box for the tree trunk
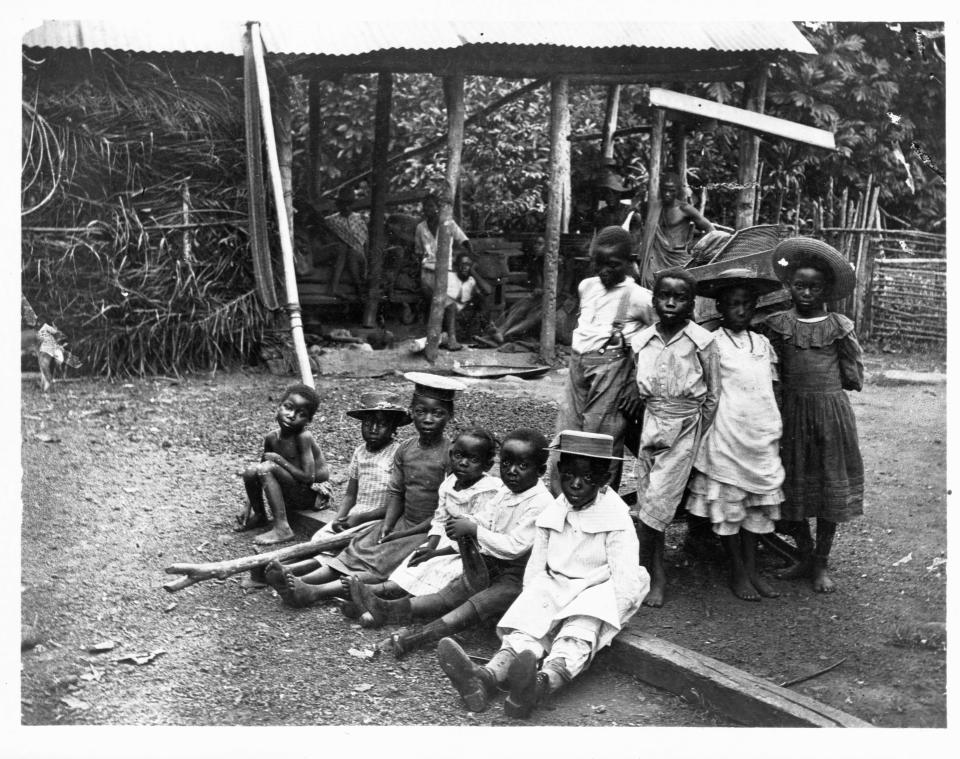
[735,66,768,229]
[639,107,666,284]
[673,122,688,196]
[363,71,394,328]
[600,84,621,161]
[308,77,322,205]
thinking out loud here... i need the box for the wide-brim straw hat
[403,371,467,402]
[547,430,627,460]
[595,173,629,194]
[694,267,783,299]
[772,237,856,300]
[346,391,412,425]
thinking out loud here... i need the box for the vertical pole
[181,182,192,264]
[425,74,466,363]
[735,66,768,229]
[600,84,621,161]
[250,22,313,386]
[638,107,666,285]
[674,122,688,195]
[363,71,393,328]
[275,73,295,243]
[560,93,572,234]
[308,77,322,205]
[538,77,569,364]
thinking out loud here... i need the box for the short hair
[411,392,454,415]
[590,226,634,262]
[455,427,498,461]
[422,192,439,209]
[653,267,698,297]
[558,452,610,484]
[282,383,320,417]
[454,251,472,266]
[502,427,550,467]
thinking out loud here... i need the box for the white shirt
[571,277,655,353]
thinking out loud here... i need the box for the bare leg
[329,249,347,296]
[284,557,322,576]
[237,469,269,531]
[347,249,366,297]
[720,533,759,601]
[263,560,341,607]
[37,352,54,392]
[743,531,780,598]
[254,463,296,545]
[775,519,814,580]
[442,304,462,351]
[813,518,837,593]
[638,523,667,608]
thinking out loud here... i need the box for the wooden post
[735,66,768,229]
[600,84,621,161]
[308,77,322,204]
[249,22,313,386]
[638,107,666,285]
[538,77,569,364]
[362,71,393,328]
[425,75,466,363]
[275,73,295,245]
[674,122,688,196]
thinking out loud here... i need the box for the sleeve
[414,224,426,260]
[475,497,543,561]
[604,526,645,622]
[521,527,550,586]
[429,478,453,537]
[837,331,864,392]
[346,446,361,480]
[451,221,469,244]
[385,441,406,498]
[761,334,780,383]
[698,340,721,428]
[628,286,656,328]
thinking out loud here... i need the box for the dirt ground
[19,347,946,729]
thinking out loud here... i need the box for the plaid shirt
[347,441,399,516]
[325,212,368,255]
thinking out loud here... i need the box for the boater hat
[547,430,627,460]
[346,391,412,425]
[403,372,467,402]
[772,237,856,300]
[694,267,782,299]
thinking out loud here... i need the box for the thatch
[22,51,271,377]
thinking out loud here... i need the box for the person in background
[324,185,368,299]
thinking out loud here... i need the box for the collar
[535,488,633,533]
[497,479,552,507]
[633,319,713,351]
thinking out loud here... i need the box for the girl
[437,431,647,718]
[348,427,501,625]
[265,373,464,606]
[767,238,864,593]
[685,268,785,601]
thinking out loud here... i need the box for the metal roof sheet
[23,19,817,57]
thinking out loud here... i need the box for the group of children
[232,229,864,718]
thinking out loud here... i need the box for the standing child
[631,267,720,607]
[685,268,785,601]
[766,238,864,593]
[347,428,554,658]
[235,383,329,546]
[437,431,647,718]
[264,373,463,606]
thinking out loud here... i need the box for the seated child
[437,431,648,718]
[347,428,554,658]
[264,373,463,606]
[684,268,785,601]
[631,267,719,607]
[236,383,329,546]
[443,251,492,351]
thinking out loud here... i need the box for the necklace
[722,327,753,352]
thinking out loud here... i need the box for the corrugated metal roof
[23,19,817,57]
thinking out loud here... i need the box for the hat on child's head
[595,173,628,194]
[403,372,466,402]
[346,391,412,425]
[547,430,627,460]
[336,185,356,203]
[772,237,856,300]
[694,267,782,300]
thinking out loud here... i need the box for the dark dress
[765,310,864,523]
[325,436,450,580]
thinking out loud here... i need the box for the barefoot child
[264,373,463,606]
[348,429,554,658]
[236,383,329,546]
[631,268,719,607]
[766,238,864,593]
[438,431,647,718]
[685,268,785,601]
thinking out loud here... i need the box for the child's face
[602,189,620,209]
[450,434,493,486]
[788,266,828,315]
[499,439,544,494]
[409,395,451,436]
[558,455,607,509]
[360,411,397,450]
[654,277,695,326]
[276,393,314,434]
[456,256,473,280]
[718,286,757,332]
[595,247,630,289]
[422,199,439,225]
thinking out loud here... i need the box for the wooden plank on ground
[607,624,870,727]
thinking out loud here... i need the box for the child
[236,383,329,546]
[347,428,554,658]
[766,238,864,593]
[317,392,412,536]
[685,268,785,601]
[631,267,719,607]
[264,373,463,606]
[552,226,655,491]
[445,252,492,350]
[417,193,473,340]
[437,431,647,718]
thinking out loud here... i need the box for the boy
[236,383,329,546]
[631,268,719,607]
[346,428,554,658]
[324,185,368,299]
[552,226,655,491]
[640,173,715,286]
[416,193,473,332]
[444,252,492,351]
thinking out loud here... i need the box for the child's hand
[331,516,350,533]
[378,526,392,543]
[444,516,477,540]
[262,452,286,465]
[408,545,435,567]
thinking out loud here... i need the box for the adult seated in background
[324,186,368,299]
[416,193,474,316]
[593,173,642,233]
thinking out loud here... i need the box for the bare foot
[750,572,781,598]
[338,600,362,619]
[643,575,665,608]
[349,576,389,627]
[234,509,267,532]
[254,523,295,546]
[358,612,377,628]
[730,574,761,602]
[812,566,836,593]
[774,557,813,581]
[264,560,317,607]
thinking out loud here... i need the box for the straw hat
[772,238,856,300]
[403,372,467,402]
[346,391,412,425]
[547,430,626,460]
[595,173,629,194]
[694,267,782,299]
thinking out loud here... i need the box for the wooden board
[607,624,870,727]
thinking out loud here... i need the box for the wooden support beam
[362,71,393,328]
[425,74,466,362]
[538,77,569,365]
[308,77,322,204]
[673,121,688,196]
[600,84,621,160]
[638,107,666,285]
[607,625,871,727]
[568,124,652,143]
[735,67,769,230]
